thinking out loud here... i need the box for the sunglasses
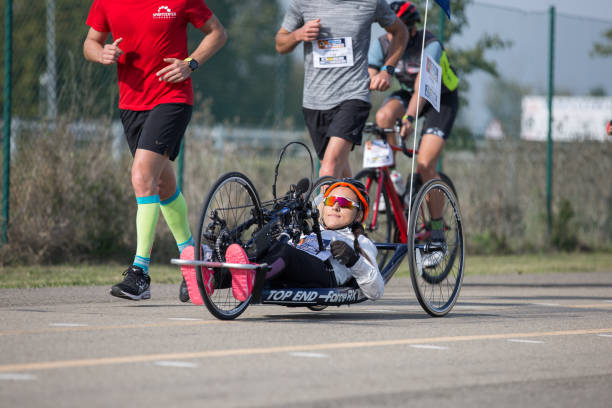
[323,195,360,210]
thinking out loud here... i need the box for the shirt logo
[153,6,177,19]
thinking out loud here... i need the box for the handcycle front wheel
[408,178,464,317]
[196,172,264,320]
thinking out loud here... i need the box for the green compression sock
[160,189,194,253]
[134,195,161,274]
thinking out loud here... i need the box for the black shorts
[302,99,371,160]
[261,242,337,288]
[384,89,458,140]
[119,103,193,161]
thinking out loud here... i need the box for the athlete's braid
[350,221,372,265]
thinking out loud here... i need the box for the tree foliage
[591,27,612,57]
[421,0,511,96]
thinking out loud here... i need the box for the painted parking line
[154,361,199,368]
[49,323,88,327]
[409,344,448,350]
[1,327,611,373]
[0,373,37,381]
[289,352,329,358]
[507,339,544,344]
[597,334,612,338]
[0,320,220,337]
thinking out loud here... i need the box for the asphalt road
[1,271,611,408]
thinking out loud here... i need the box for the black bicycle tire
[196,172,263,320]
[407,178,464,317]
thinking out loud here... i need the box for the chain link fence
[1,1,611,263]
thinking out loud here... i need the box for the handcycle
[171,140,464,320]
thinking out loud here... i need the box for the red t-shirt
[86,0,212,111]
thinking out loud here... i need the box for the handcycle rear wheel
[408,178,464,317]
[196,172,264,320]
[354,168,393,268]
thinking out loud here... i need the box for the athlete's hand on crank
[295,19,320,42]
[100,37,123,65]
[156,58,191,83]
[331,241,359,267]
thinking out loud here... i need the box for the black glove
[330,240,360,267]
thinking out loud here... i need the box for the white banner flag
[420,54,442,112]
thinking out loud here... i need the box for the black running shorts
[384,89,458,140]
[302,99,371,160]
[119,103,193,161]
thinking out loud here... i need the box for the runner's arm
[382,18,408,69]
[83,28,122,65]
[189,14,227,66]
[369,19,408,91]
[275,19,320,54]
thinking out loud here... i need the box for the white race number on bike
[312,37,354,68]
[363,140,394,168]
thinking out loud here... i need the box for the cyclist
[181,179,384,303]
[275,0,408,179]
[368,1,459,267]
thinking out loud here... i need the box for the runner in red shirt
[83,0,226,302]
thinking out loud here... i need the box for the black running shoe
[179,278,190,302]
[110,265,151,300]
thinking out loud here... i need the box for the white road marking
[367,309,397,313]
[0,373,36,380]
[167,318,202,321]
[597,334,612,338]
[48,323,88,327]
[409,344,448,350]
[507,339,544,344]
[154,361,199,368]
[532,303,561,307]
[3,328,611,373]
[289,352,329,358]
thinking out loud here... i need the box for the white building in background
[521,96,612,142]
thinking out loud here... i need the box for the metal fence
[1,0,611,254]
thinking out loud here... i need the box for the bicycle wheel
[354,168,393,268]
[404,171,457,209]
[408,178,464,317]
[196,172,263,320]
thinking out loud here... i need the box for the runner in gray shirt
[276,0,408,178]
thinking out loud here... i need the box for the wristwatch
[184,57,199,72]
[381,65,395,76]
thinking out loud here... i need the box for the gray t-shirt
[282,0,396,110]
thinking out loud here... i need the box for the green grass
[0,252,610,288]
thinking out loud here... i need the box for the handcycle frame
[171,139,463,319]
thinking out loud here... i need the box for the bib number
[363,140,394,168]
[312,37,354,68]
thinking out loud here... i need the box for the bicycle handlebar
[363,119,416,158]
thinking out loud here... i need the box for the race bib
[363,140,394,168]
[312,37,354,68]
